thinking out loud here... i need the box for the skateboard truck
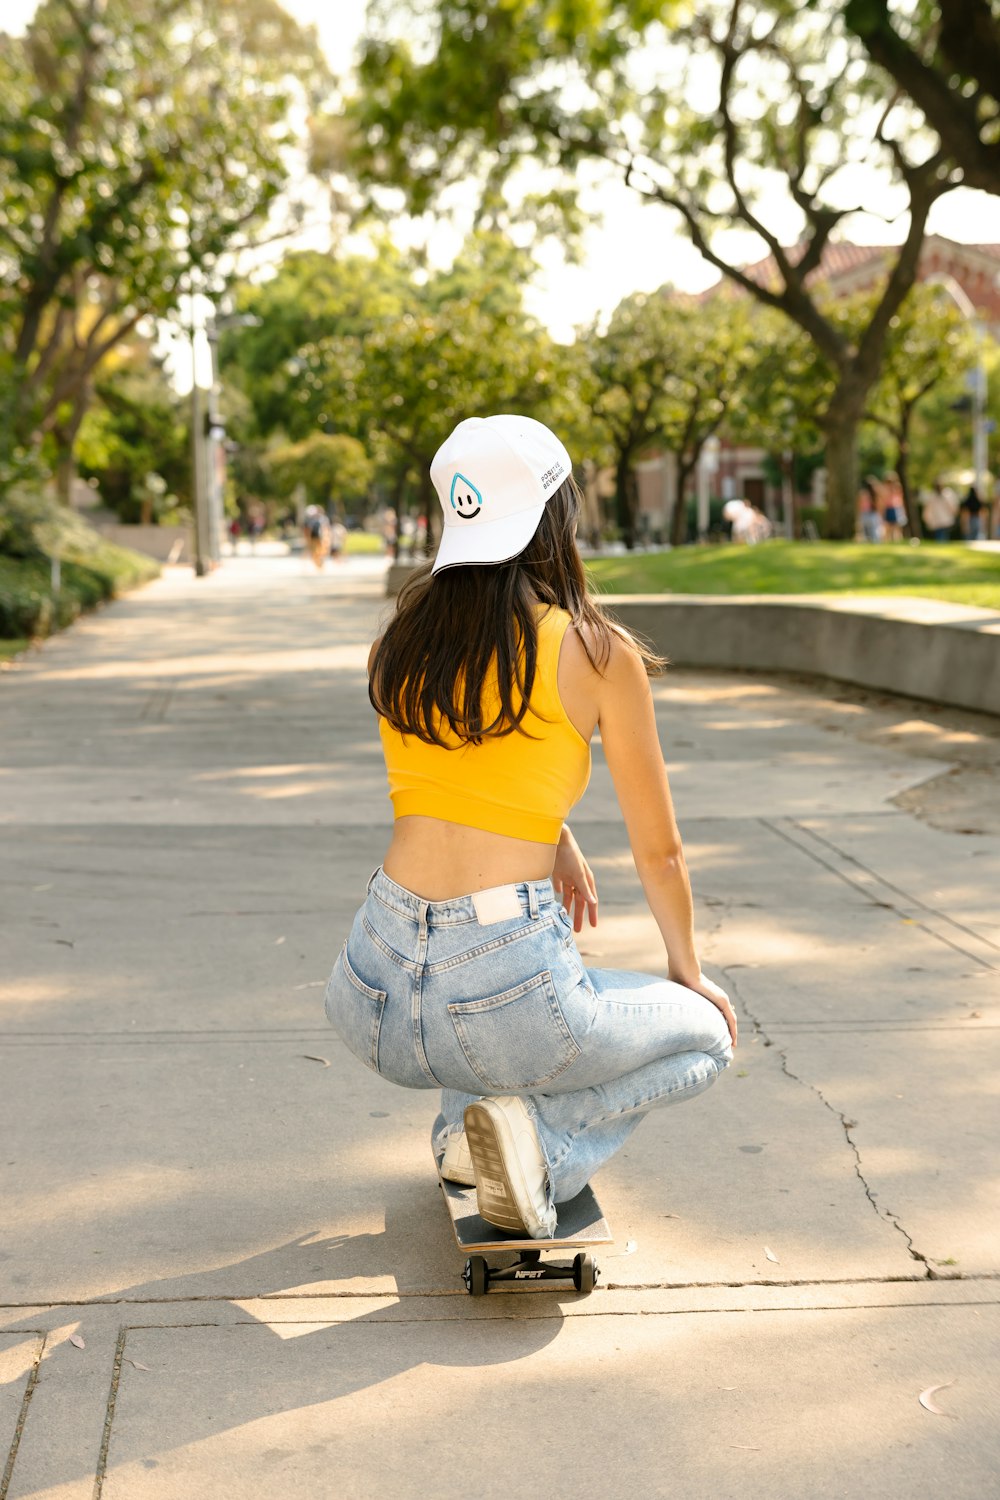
[463,1248,598,1297]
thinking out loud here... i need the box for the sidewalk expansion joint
[92,1324,126,1500]
[5,1274,997,1312]
[721,960,935,1279]
[762,816,1000,972]
[0,1332,44,1500]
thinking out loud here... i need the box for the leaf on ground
[68,1333,85,1349]
[302,1055,330,1066]
[764,1246,780,1263]
[919,1380,957,1417]
[124,1358,150,1371]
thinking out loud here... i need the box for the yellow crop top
[378,606,591,845]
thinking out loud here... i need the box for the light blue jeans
[325,868,733,1206]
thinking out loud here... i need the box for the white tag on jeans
[472,884,522,925]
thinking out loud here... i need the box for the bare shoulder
[562,617,648,685]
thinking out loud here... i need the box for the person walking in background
[960,485,986,542]
[329,517,348,562]
[303,505,330,570]
[324,415,735,1240]
[382,507,398,560]
[921,481,957,542]
[857,478,883,542]
[881,472,907,542]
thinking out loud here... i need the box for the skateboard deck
[435,1153,612,1295]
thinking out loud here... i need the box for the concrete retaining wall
[607,595,1000,718]
[91,522,191,563]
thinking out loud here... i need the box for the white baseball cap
[429,414,572,575]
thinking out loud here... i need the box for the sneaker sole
[463,1102,530,1236]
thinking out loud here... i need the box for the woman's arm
[597,635,737,1043]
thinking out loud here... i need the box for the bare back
[378,622,600,899]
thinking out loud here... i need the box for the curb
[604,594,1000,718]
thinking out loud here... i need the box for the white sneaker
[440,1130,476,1185]
[463,1097,557,1240]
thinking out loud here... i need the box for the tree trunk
[54,449,75,506]
[52,395,90,506]
[895,409,921,537]
[419,469,435,558]
[614,454,637,549]
[820,412,862,540]
[670,458,696,547]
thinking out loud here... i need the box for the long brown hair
[370,475,665,746]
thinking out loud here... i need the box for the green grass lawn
[586,541,1000,610]
[345,531,385,554]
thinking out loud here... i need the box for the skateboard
[436,1153,612,1296]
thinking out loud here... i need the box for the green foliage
[583,287,759,542]
[0,0,329,469]
[76,344,190,521]
[220,244,412,440]
[0,483,100,560]
[0,521,158,638]
[266,433,374,505]
[221,233,572,526]
[348,2,680,213]
[347,0,957,537]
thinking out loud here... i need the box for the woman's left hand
[552,826,598,932]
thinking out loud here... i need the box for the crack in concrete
[719,960,934,1279]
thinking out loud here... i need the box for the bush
[0,486,159,638]
[0,484,99,560]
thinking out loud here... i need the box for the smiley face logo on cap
[450,472,483,520]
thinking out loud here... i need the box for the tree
[842,0,1000,196]
[347,0,956,537]
[266,433,374,510]
[219,242,412,441]
[76,339,190,521]
[587,290,755,546]
[226,234,573,549]
[0,0,328,489]
[864,283,974,528]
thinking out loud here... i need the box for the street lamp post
[188,293,211,577]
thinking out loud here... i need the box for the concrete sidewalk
[1,554,998,1498]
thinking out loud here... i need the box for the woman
[325,415,736,1239]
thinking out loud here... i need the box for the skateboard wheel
[464,1255,489,1297]
[573,1252,596,1295]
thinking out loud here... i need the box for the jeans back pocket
[447,970,580,1092]
[325,945,387,1073]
